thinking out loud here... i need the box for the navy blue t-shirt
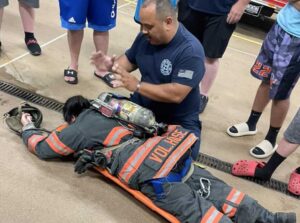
[125,24,205,136]
[188,0,237,15]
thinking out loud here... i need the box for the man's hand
[21,112,33,126]
[112,63,140,92]
[227,0,248,24]
[90,51,116,73]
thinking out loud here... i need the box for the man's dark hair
[63,95,90,123]
[142,0,178,20]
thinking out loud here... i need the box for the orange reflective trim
[55,123,68,132]
[200,206,223,223]
[226,188,245,205]
[103,127,132,146]
[222,203,237,218]
[45,132,74,156]
[154,134,197,178]
[118,137,161,183]
[28,135,46,153]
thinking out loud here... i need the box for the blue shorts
[134,0,143,23]
[59,0,117,31]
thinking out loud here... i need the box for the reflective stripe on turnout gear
[222,188,245,218]
[117,126,197,187]
[45,132,74,156]
[118,137,162,183]
[103,126,133,147]
[28,135,47,153]
[200,206,223,223]
[154,134,197,179]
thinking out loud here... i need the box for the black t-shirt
[188,0,237,15]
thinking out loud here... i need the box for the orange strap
[95,167,180,223]
[154,134,197,178]
[118,137,161,183]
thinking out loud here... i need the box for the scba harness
[112,125,198,199]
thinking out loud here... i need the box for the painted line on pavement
[227,46,257,58]
[232,33,263,46]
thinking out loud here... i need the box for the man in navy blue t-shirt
[178,0,250,113]
[91,0,205,159]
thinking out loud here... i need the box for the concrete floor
[0,1,299,222]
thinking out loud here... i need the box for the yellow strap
[193,161,206,169]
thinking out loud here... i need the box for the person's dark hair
[63,95,90,123]
[142,0,178,20]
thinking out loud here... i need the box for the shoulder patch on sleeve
[177,69,194,79]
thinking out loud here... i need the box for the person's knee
[205,57,219,65]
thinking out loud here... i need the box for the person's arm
[21,113,79,159]
[112,43,204,104]
[90,51,137,74]
[227,0,251,24]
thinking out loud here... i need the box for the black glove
[74,149,108,174]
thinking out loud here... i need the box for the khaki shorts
[0,0,39,8]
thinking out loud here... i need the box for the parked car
[245,0,287,18]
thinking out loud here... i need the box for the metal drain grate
[0,81,64,112]
[198,153,300,200]
[0,80,299,200]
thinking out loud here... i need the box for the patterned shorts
[251,23,300,100]
[284,108,300,144]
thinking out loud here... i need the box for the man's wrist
[135,81,142,92]
[22,122,35,132]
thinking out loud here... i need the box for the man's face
[139,3,171,45]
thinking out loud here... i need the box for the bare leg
[19,2,34,33]
[277,138,298,157]
[65,30,84,81]
[200,57,219,96]
[270,98,289,128]
[251,82,270,112]
[93,30,109,77]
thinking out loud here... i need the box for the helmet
[4,102,43,135]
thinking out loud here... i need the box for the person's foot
[199,94,209,113]
[64,68,78,84]
[25,38,41,56]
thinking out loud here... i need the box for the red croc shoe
[288,169,300,195]
[232,160,265,177]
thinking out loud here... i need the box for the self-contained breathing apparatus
[75,92,169,174]
[91,92,168,138]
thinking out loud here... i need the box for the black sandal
[94,72,115,88]
[64,69,78,84]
